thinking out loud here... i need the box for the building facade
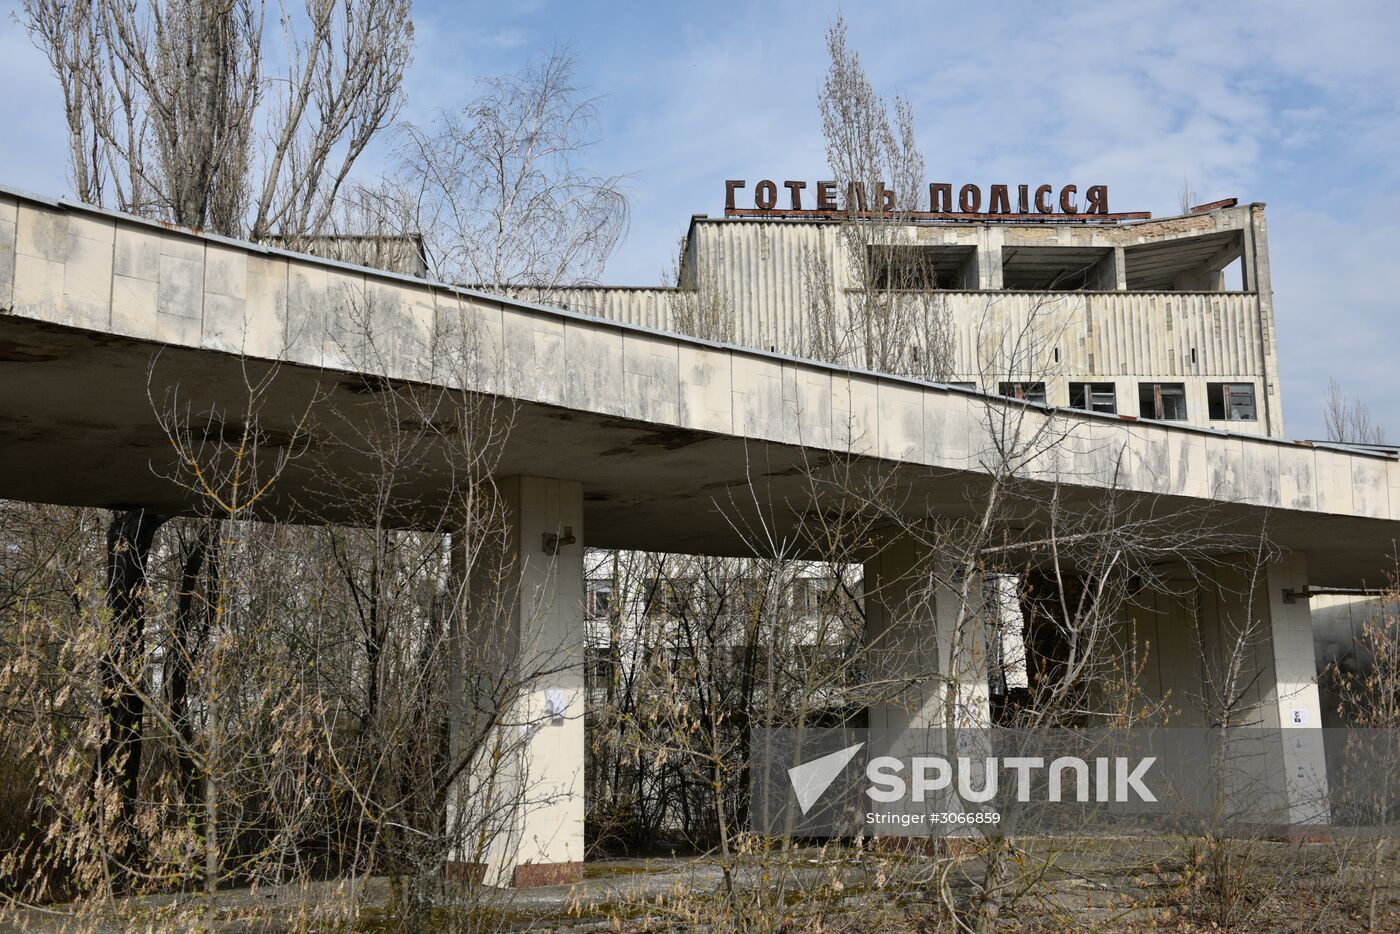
[552,198,1284,437]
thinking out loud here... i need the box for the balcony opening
[1207,382,1257,421]
[866,243,977,290]
[1069,382,1117,414]
[1124,230,1245,292]
[1000,245,1114,290]
[1138,382,1188,420]
[997,381,1047,404]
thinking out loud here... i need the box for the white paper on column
[546,688,568,719]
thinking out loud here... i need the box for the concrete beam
[0,188,1396,583]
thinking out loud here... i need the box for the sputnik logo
[787,742,865,814]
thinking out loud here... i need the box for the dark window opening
[1206,382,1257,421]
[585,645,615,683]
[587,580,613,618]
[866,244,976,290]
[1069,382,1117,414]
[997,381,1047,404]
[1138,382,1188,420]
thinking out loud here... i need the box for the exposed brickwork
[512,860,584,888]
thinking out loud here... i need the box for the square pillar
[1138,554,1330,831]
[1260,553,1330,828]
[447,476,586,887]
[1196,553,1329,828]
[863,534,991,805]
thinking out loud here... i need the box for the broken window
[1138,382,1188,420]
[1206,382,1257,421]
[586,579,613,618]
[585,644,616,683]
[1069,382,1117,414]
[997,381,1047,404]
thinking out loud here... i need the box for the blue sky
[2,0,1397,440]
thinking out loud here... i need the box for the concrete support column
[447,476,586,887]
[863,534,991,740]
[1141,553,1330,830]
[863,535,991,833]
[1088,248,1126,291]
[1259,553,1330,828]
[975,227,1004,290]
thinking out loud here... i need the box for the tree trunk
[99,507,167,867]
[168,519,217,808]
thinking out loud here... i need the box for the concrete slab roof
[1,186,1396,584]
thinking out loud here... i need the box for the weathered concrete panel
[0,196,16,310]
[201,291,253,356]
[12,253,66,324]
[204,243,247,300]
[502,307,566,407]
[1127,425,1171,489]
[323,269,369,373]
[200,245,251,356]
[395,282,436,381]
[877,380,925,461]
[1168,432,1209,499]
[923,390,977,469]
[285,260,329,367]
[677,345,733,435]
[15,202,69,264]
[1390,464,1400,522]
[238,254,287,360]
[110,273,158,338]
[563,320,624,417]
[1315,452,1353,516]
[781,363,833,450]
[446,295,505,395]
[732,353,783,439]
[830,374,878,456]
[1277,445,1316,512]
[12,203,70,324]
[59,215,113,330]
[114,224,160,282]
[621,331,678,425]
[1206,436,1246,503]
[152,235,204,345]
[1350,457,1389,519]
[1239,438,1281,507]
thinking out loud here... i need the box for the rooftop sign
[723,180,1152,222]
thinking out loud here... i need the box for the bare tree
[19,0,414,868]
[802,15,955,382]
[1179,176,1200,215]
[1324,377,1387,446]
[23,0,412,238]
[399,46,629,293]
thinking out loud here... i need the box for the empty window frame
[997,381,1047,404]
[585,645,616,683]
[865,244,975,290]
[586,579,613,618]
[1069,382,1117,414]
[1138,382,1188,420]
[1206,382,1257,421]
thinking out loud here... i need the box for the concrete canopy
[1,186,1397,584]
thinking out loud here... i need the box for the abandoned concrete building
[0,182,1397,886]
[550,196,1280,436]
[555,194,1391,732]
